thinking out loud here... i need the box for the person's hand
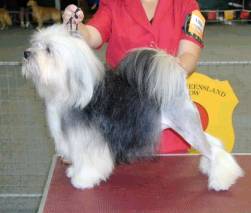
[62,4,84,27]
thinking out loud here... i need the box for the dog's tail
[118,48,188,108]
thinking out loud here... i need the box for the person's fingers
[67,4,78,12]
[74,9,84,23]
[62,10,72,24]
[63,5,84,25]
[63,4,78,23]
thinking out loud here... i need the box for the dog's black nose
[24,50,31,59]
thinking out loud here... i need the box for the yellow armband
[183,10,206,44]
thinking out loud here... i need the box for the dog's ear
[67,65,94,109]
[63,36,104,108]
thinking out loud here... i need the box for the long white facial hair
[22,25,105,109]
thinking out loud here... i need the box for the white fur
[199,133,224,176]
[22,25,112,189]
[161,99,244,191]
[140,49,188,108]
[23,25,104,108]
[199,133,244,191]
[208,146,244,191]
[46,103,71,161]
[67,126,114,189]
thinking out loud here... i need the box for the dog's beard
[22,58,51,101]
[22,56,40,82]
[22,53,70,103]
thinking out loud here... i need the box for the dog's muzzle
[24,50,31,59]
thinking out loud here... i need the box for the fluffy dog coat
[22,25,244,190]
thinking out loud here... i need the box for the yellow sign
[187,72,239,152]
[224,10,235,20]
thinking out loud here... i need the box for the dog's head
[22,24,104,107]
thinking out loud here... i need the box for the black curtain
[0,0,6,8]
[198,0,244,10]
[61,0,78,10]
[37,0,55,7]
[244,0,251,9]
[5,0,56,9]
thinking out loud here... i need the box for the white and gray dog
[22,25,244,190]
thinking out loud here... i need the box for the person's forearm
[77,23,102,48]
[177,39,202,76]
[178,52,199,76]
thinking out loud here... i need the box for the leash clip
[67,8,81,31]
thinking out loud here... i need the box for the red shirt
[87,0,203,68]
[87,0,204,153]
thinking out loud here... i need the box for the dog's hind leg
[67,126,114,189]
[161,99,211,157]
[162,98,244,191]
[200,132,244,191]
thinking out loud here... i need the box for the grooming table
[38,155,251,213]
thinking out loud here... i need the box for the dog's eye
[46,47,51,54]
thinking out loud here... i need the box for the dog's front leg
[67,126,114,189]
[46,104,71,162]
[162,98,244,191]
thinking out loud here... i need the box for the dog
[0,8,12,30]
[22,25,244,191]
[27,0,61,29]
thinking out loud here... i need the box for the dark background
[0,0,251,10]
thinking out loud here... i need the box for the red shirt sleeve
[180,0,205,48]
[86,0,112,44]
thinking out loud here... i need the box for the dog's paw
[70,166,106,189]
[208,147,244,191]
[71,174,101,189]
[66,166,74,178]
[199,156,211,176]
